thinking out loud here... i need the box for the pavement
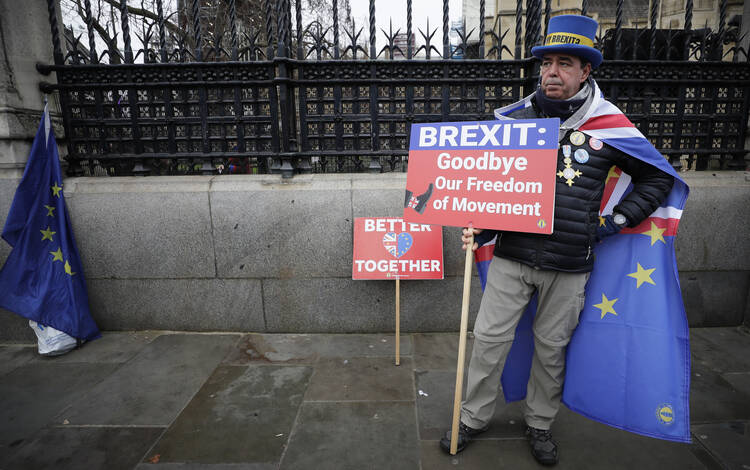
[1,327,749,470]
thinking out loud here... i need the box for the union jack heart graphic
[382,232,413,258]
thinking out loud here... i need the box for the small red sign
[352,217,444,280]
[403,119,559,234]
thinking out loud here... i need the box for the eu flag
[0,105,100,342]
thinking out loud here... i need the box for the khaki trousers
[460,257,589,431]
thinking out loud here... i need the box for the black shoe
[403,189,413,209]
[405,183,434,214]
[439,422,488,454]
[526,426,558,466]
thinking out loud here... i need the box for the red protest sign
[403,119,559,234]
[352,217,444,280]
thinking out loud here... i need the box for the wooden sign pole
[449,233,474,455]
[395,276,400,366]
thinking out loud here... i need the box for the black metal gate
[39,0,750,177]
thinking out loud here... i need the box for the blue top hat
[531,15,603,68]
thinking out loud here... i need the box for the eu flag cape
[0,105,100,342]
[474,79,690,443]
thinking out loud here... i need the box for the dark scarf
[534,79,591,120]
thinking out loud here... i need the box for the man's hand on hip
[597,213,627,241]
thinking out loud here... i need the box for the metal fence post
[515,0,523,60]
[368,0,381,173]
[263,0,281,174]
[525,0,541,57]
[277,0,296,178]
[331,0,344,169]
[83,0,98,63]
[649,0,659,60]
[441,0,450,126]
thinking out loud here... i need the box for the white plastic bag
[29,320,77,356]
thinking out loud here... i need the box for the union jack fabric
[383,232,399,257]
[474,79,691,442]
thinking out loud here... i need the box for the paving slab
[421,430,708,470]
[59,334,238,426]
[722,372,750,395]
[413,333,473,371]
[222,334,318,365]
[0,308,36,342]
[2,330,745,469]
[304,356,415,401]
[420,439,537,470]
[0,345,35,377]
[415,369,525,441]
[26,331,161,365]
[136,464,276,470]
[1,426,163,470]
[552,406,709,469]
[147,365,312,465]
[418,367,712,470]
[0,363,119,451]
[554,430,707,469]
[222,333,412,365]
[690,328,750,373]
[311,333,412,358]
[279,401,419,470]
[693,422,750,470]
[690,364,750,423]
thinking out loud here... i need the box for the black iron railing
[39,0,749,177]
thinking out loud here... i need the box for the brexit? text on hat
[531,15,603,68]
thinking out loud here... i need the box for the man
[438,15,675,466]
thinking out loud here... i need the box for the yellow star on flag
[605,165,620,185]
[44,205,56,217]
[51,182,63,198]
[642,221,666,246]
[40,226,56,242]
[628,263,656,288]
[50,247,64,262]
[599,216,606,227]
[593,293,618,319]
[64,260,76,276]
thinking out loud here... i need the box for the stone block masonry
[0,172,748,340]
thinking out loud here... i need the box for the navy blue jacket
[475,99,674,273]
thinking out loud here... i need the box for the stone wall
[1,172,748,341]
[0,0,60,175]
